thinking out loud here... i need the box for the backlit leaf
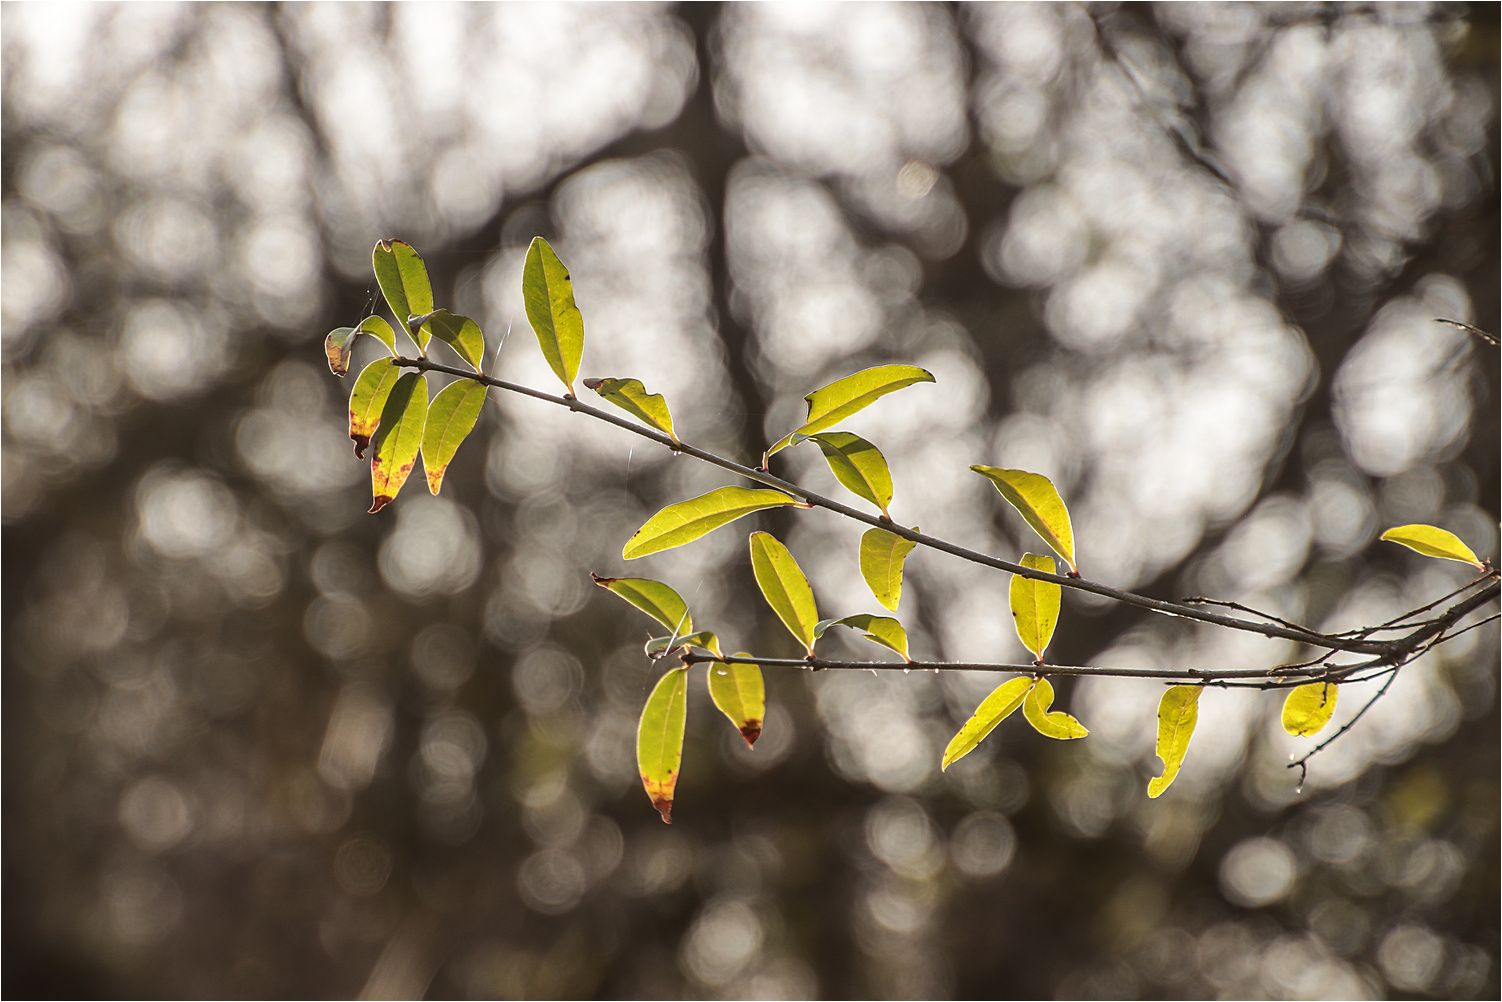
[583,377,678,442]
[1022,677,1089,740]
[749,532,820,655]
[1282,682,1338,738]
[942,677,1035,771]
[420,379,487,494]
[523,236,584,394]
[709,656,765,747]
[645,632,721,658]
[1379,524,1485,570]
[623,487,799,559]
[369,372,428,513]
[637,666,689,823]
[373,240,434,351]
[592,576,692,636]
[792,431,894,516]
[971,467,1077,573]
[860,526,917,611]
[348,358,403,459]
[1147,686,1202,798]
[766,364,935,458]
[813,614,910,661]
[324,316,398,377]
[417,310,485,372]
[1009,552,1061,662]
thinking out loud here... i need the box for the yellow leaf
[971,467,1076,573]
[749,532,820,655]
[347,358,402,459]
[637,666,689,823]
[814,614,910,662]
[623,487,800,559]
[368,372,428,513]
[766,364,934,458]
[1022,677,1088,740]
[583,377,678,442]
[1380,524,1485,570]
[709,656,766,747]
[942,677,1035,771]
[592,576,692,636]
[373,240,433,351]
[421,379,487,494]
[523,237,584,394]
[1282,682,1338,738]
[859,526,917,611]
[1147,686,1202,799]
[1009,552,1061,662]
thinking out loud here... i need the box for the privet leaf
[942,677,1034,771]
[1147,686,1202,798]
[583,377,678,442]
[637,666,689,823]
[749,532,820,655]
[645,632,721,658]
[1010,552,1061,663]
[417,310,485,372]
[324,316,399,377]
[592,576,692,636]
[766,364,935,458]
[623,487,800,559]
[971,466,1077,573]
[369,372,428,513]
[709,656,766,747]
[373,240,434,351]
[1282,682,1338,738]
[1379,524,1485,570]
[348,358,403,459]
[522,236,584,394]
[1022,677,1089,740]
[860,526,917,611]
[421,379,487,494]
[813,614,910,661]
[792,432,894,516]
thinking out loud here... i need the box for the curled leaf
[421,379,487,494]
[623,487,800,559]
[767,364,935,458]
[792,431,893,516]
[645,631,721,658]
[637,666,689,823]
[1282,682,1338,738]
[417,310,485,372]
[971,466,1076,573]
[749,532,820,655]
[709,656,765,747]
[1022,677,1088,740]
[942,677,1034,771]
[593,576,692,636]
[523,236,584,394]
[324,316,398,377]
[1379,524,1485,570]
[373,240,434,351]
[1147,686,1202,798]
[813,613,910,661]
[369,372,428,513]
[860,526,917,611]
[583,377,678,442]
[348,358,403,459]
[1010,552,1061,663]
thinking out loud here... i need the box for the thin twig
[1436,318,1499,346]
[1288,667,1402,787]
[1180,596,1317,635]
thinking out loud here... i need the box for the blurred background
[3,3,1497,998]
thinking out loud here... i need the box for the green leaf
[813,614,910,661]
[749,532,820,655]
[324,317,398,377]
[766,364,935,459]
[417,310,485,372]
[622,486,800,559]
[1147,686,1202,799]
[971,466,1077,573]
[522,236,584,394]
[637,666,689,823]
[942,677,1035,771]
[1282,682,1338,738]
[792,431,894,516]
[709,656,766,747]
[645,632,721,658]
[1009,552,1061,663]
[1379,524,1485,570]
[1022,677,1088,740]
[592,576,693,636]
[420,379,487,494]
[369,372,428,513]
[582,377,678,442]
[373,240,434,351]
[860,526,917,611]
[348,358,403,459]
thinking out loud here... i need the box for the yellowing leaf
[1380,524,1485,570]
[749,532,820,655]
[1022,677,1089,740]
[417,310,485,372]
[592,576,693,636]
[324,316,399,377]
[709,656,766,747]
[583,377,678,442]
[637,666,689,823]
[793,432,894,516]
[814,614,910,662]
[971,467,1076,573]
[373,240,433,351]
[1282,682,1338,738]
[645,631,721,658]
[522,237,584,394]
[623,487,800,559]
[1147,686,1202,799]
[369,372,428,513]
[1010,552,1061,662]
[767,364,935,458]
[421,379,487,494]
[942,677,1035,771]
[860,526,917,611]
[348,358,403,459]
